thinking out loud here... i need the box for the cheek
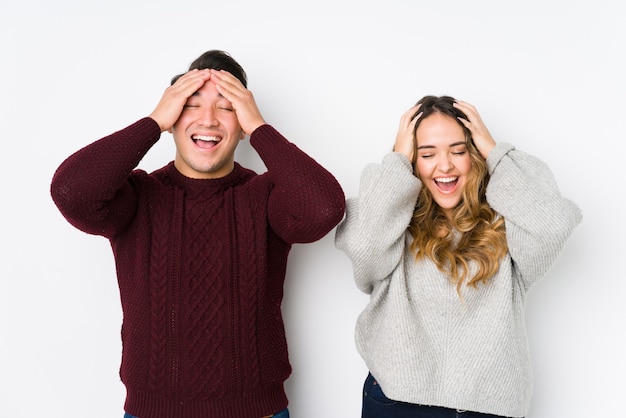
[220,111,239,124]
[171,123,188,140]
[170,126,181,141]
[171,114,191,134]
[220,117,242,137]
[459,157,473,175]
[415,161,431,179]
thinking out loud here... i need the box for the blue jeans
[124,408,289,418]
[362,373,519,418]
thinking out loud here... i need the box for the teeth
[435,177,457,183]
[193,135,220,142]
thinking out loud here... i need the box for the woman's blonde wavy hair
[406,96,508,296]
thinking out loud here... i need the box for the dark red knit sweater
[50,117,345,418]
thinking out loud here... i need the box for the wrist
[246,119,266,135]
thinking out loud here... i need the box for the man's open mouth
[192,134,221,150]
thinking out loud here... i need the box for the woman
[335,96,582,418]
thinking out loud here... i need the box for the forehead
[189,80,224,100]
[416,113,465,146]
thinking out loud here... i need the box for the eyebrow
[417,141,466,150]
[189,91,226,99]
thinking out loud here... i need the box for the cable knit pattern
[183,192,228,399]
[335,145,582,418]
[233,185,262,393]
[50,118,345,418]
[147,187,174,395]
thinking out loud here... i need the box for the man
[50,50,345,418]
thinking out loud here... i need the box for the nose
[438,154,455,172]
[198,106,218,127]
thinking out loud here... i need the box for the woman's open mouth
[434,176,458,192]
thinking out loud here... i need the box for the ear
[167,128,173,134]
[239,131,246,140]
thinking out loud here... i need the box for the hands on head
[393,99,496,163]
[149,68,266,136]
[452,100,496,160]
[393,104,422,163]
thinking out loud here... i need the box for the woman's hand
[453,100,496,159]
[394,104,422,163]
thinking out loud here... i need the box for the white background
[0,1,623,417]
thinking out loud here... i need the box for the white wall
[0,0,622,417]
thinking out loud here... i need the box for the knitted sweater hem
[124,384,288,418]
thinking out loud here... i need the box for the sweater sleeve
[334,152,420,294]
[50,117,162,238]
[486,142,583,290]
[249,125,346,244]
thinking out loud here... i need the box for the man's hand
[209,69,266,135]
[149,69,212,132]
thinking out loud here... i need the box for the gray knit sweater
[334,143,582,417]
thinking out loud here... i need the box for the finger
[209,69,242,86]
[398,105,421,130]
[409,103,422,119]
[453,100,481,122]
[457,116,471,130]
[410,112,422,128]
[453,100,475,111]
[209,70,246,97]
[173,69,208,86]
[405,104,422,121]
[172,69,211,95]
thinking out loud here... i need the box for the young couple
[51,50,581,418]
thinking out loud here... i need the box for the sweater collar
[163,161,254,197]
